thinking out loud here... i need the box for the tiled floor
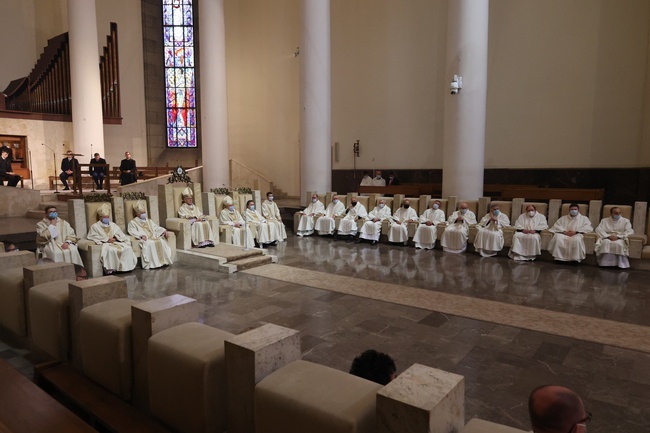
[2,233,650,432]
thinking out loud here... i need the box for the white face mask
[612,214,621,221]
[333,199,339,204]
[268,196,274,201]
[460,208,468,214]
[570,209,579,216]
[379,203,385,209]
[528,210,536,217]
[312,198,318,203]
[249,205,255,211]
[432,203,439,210]
[139,213,147,220]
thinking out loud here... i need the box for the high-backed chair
[599,205,643,259]
[77,201,114,278]
[519,202,553,250]
[556,203,596,254]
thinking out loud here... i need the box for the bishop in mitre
[127,200,173,269]
[178,186,215,248]
[87,203,137,274]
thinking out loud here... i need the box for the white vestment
[359,205,392,241]
[262,200,287,241]
[474,213,510,257]
[389,207,418,243]
[509,212,548,261]
[413,208,445,249]
[219,209,255,248]
[178,203,214,246]
[127,217,173,269]
[36,217,84,266]
[337,203,367,235]
[359,176,373,187]
[371,176,386,187]
[245,208,272,244]
[315,201,345,235]
[441,210,477,253]
[594,216,634,268]
[297,200,325,236]
[87,221,137,272]
[548,214,593,262]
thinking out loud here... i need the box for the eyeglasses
[568,411,592,433]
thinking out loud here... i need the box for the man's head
[431,200,441,210]
[403,199,410,208]
[351,196,358,206]
[94,153,100,160]
[45,206,57,219]
[133,200,148,219]
[526,204,537,213]
[490,203,500,215]
[362,171,369,178]
[183,196,194,205]
[459,202,469,211]
[5,243,17,252]
[247,199,255,210]
[349,349,396,386]
[96,204,111,223]
[610,207,621,220]
[125,151,131,159]
[569,203,580,216]
[74,264,88,281]
[529,385,589,433]
[1,150,8,159]
[332,195,340,203]
[266,192,273,201]
[389,172,397,179]
[378,199,386,206]
[311,194,319,202]
[67,150,73,159]
[375,170,382,178]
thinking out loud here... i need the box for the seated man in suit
[178,187,215,248]
[127,200,173,269]
[594,206,634,268]
[36,205,83,266]
[548,203,593,263]
[60,150,79,191]
[89,153,107,190]
[87,204,137,275]
[441,202,477,253]
[0,148,20,187]
[119,151,137,185]
[474,203,510,257]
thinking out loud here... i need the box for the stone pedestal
[24,262,75,290]
[548,199,562,226]
[131,294,200,410]
[377,364,464,433]
[0,250,36,269]
[69,276,127,369]
[225,323,301,433]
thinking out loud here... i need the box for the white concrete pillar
[442,0,489,200]
[67,0,105,159]
[199,0,230,189]
[299,0,331,206]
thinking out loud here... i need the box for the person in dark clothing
[60,150,79,191]
[388,172,400,186]
[89,153,107,190]
[119,151,137,185]
[349,349,396,385]
[0,148,21,187]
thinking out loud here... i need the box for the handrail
[229,159,272,183]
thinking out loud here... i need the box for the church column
[300,0,331,205]
[199,0,230,189]
[67,0,104,158]
[441,0,489,199]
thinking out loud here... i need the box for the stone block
[112,196,126,230]
[146,194,160,225]
[548,199,562,227]
[0,250,36,269]
[633,201,647,236]
[23,262,75,290]
[68,199,87,238]
[377,364,464,433]
[225,323,301,433]
[588,200,603,229]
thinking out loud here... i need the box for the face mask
[268,196,274,201]
[48,211,58,219]
[432,203,439,210]
[228,205,235,212]
[570,209,578,216]
[249,206,255,211]
[139,213,147,220]
[528,211,536,217]
[613,214,621,221]
[101,217,110,225]
[460,209,467,214]
[333,199,339,204]
[403,204,410,209]
[312,198,318,203]
[379,203,385,209]
[492,210,500,216]
[375,175,382,179]
[351,201,357,206]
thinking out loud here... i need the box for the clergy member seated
[262,192,287,242]
[359,172,372,187]
[36,205,84,266]
[440,202,477,253]
[548,203,593,263]
[474,203,510,257]
[245,199,274,247]
[119,151,137,185]
[349,349,396,386]
[87,204,137,275]
[178,187,215,248]
[296,194,325,237]
[358,198,392,245]
[371,170,386,187]
[594,206,634,269]
[127,200,173,269]
[413,199,445,250]
[388,199,418,245]
[337,196,367,240]
[314,195,345,236]
[219,196,254,248]
[528,386,591,433]
[509,204,548,261]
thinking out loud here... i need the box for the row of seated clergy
[219,193,287,248]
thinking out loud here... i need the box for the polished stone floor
[3,233,650,432]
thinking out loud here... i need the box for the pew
[501,187,604,201]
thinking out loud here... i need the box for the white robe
[297,200,325,236]
[595,216,634,268]
[127,217,173,269]
[474,213,510,257]
[371,176,386,187]
[548,214,593,262]
[441,210,477,253]
[87,221,137,272]
[36,217,84,266]
[178,203,214,246]
[360,205,392,241]
[219,209,255,248]
[314,201,345,235]
[262,200,287,241]
[389,207,418,243]
[359,176,373,187]
[509,212,548,261]
[245,208,272,244]
[413,208,445,249]
[337,203,367,235]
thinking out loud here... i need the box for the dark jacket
[119,158,137,185]
[89,158,107,174]
[61,157,79,173]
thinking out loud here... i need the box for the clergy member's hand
[62,242,69,250]
[426,221,433,226]
[141,235,148,241]
[108,237,116,244]
[608,235,619,241]
[163,231,169,238]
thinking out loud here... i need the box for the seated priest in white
[87,204,137,275]
[314,195,345,236]
[371,170,386,187]
[594,206,634,269]
[359,172,372,187]
[548,203,594,263]
[337,196,367,239]
[474,203,510,257]
[36,205,84,266]
[413,200,445,250]
[358,198,392,245]
[441,202,477,253]
[388,199,418,245]
[127,200,173,269]
[178,187,215,248]
[262,192,287,241]
[245,200,273,247]
[296,194,325,237]
[219,196,255,248]
[509,204,548,261]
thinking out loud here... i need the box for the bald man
[529,385,591,433]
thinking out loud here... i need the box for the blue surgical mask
[48,211,58,219]
[249,205,255,211]
[492,210,500,216]
[460,209,467,214]
[333,199,339,204]
[101,217,110,225]
[570,209,578,216]
[268,196,274,201]
[613,214,621,221]
[139,213,147,220]
[379,203,385,209]
[228,205,235,212]
[432,203,439,210]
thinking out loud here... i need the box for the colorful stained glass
[163,0,197,148]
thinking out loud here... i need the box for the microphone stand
[42,143,58,192]
[243,208,250,251]
[90,143,94,192]
[28,150,34,190]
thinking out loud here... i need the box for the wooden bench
[501,187,604,201]
[48,166,178,190]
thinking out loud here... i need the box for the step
[229,254,274,271]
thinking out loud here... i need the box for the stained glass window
[163,0,197,148]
